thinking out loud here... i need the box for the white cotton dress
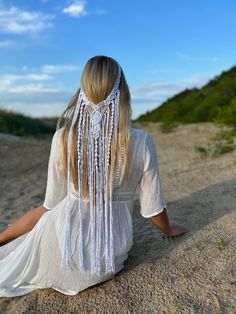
[0,127,166,297]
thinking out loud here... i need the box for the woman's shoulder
[130,127,150,141]
[130,127,157,153]
[130,127,147,136]
[54,126,65,139]
[56,126,65,134]
[50,127,65,148]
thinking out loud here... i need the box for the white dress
[0,127,166,297]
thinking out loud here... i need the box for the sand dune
[0,123,235,313]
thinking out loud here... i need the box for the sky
[0,0,235,119]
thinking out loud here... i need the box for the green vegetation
[159,121,178,133]
[217,237,229,250]
[135,65,236,126]
[194,142,235,158]
[213,128,236,141]
[0,108,58,138]
[194,126,236,158]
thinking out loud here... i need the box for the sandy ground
[0,123,235,313]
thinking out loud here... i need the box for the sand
[0,123,235,313]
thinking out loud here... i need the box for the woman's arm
[0,130,66,246]
[42,129,67,210]
[151,208,187,237]
[138,133,187,237]
[0,205,48,246]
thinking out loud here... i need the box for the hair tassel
[61,65,121,275]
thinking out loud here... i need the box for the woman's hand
[150,209,188,238]
[0,205,48,246]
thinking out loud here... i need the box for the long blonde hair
[57,55,132,201]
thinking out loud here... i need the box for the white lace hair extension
[61,65,122,275]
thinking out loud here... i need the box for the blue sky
[0,0,235,119]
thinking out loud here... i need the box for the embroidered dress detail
[62,65,122,275]
[70,190,133,202]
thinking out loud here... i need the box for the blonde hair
[57,55,132,201]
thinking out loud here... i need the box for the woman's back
[42,125,166,269]
[0,56,185,298]
[44,126,166,215]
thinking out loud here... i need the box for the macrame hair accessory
[61,64,122,275]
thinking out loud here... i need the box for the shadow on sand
[124,177,236,272]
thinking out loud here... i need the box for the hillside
[0,109,58,137]
[135,65,236,125]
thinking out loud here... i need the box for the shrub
[159,121,178,133]
[0,108,56,138]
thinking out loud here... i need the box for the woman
[0,56,187,297]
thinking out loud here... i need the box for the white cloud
[0,5,54,34]
[0,64,81,117]
[41,64,81,73]
[0,64,80,91]
[0,40,14,47]
[176,51,220,64]
[0,64,80,92]
[0,73,71,117]
[63,1,87,17]
[62,1,106,18]
[131,73,213,119]
[6,84,61,94]
[0,73,52,91]
[176,51,203,61]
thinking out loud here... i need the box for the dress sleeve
[43,129,67,210]
[138,132,167,218]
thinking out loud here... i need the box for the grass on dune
[0,108,58,138]
[135,65,236,127]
